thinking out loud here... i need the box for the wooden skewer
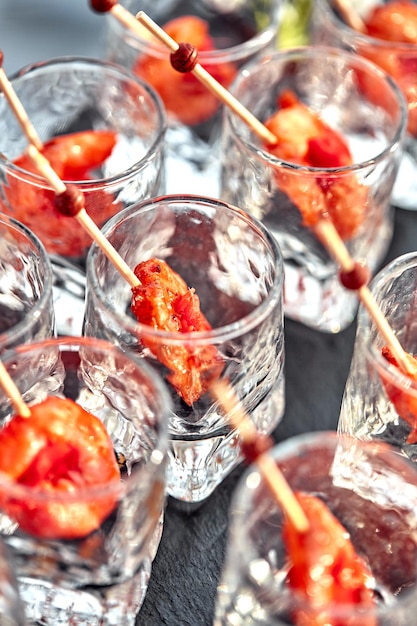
[0,360,31,418]
[0,45,309,535]
[211,379,309,533]
[313,220,413,374]
[333,0,367,33]
[25,146,139,289]
[132,12,415,377]
[28,120,304,527]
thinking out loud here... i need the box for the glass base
[15,514,164,625]
[166,378,285,504]
[18,565,151,626]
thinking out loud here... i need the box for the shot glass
[0,336,171,625]
[215,431,417,625]
[220,46,407,333]
[102,0,281,196]
[311,0,417,210]
[0,56,166,266]
[0,214,55,352]
[84,194,285,505]
[339,251,417,462]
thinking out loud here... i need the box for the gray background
[0,0,104,75]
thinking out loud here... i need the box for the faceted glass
[215,431,417,625]
[84,195,285,504]
[0,538,27,626]
[220,46,407,332]
[311,0,417,210]
[0,56,166,334]
[0,56,166,263]
[0,337,171,625]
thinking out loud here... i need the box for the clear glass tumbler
[220,45,407,333]
[0,214,55,353]
[215,431,417,625]
[0,336,171,625]
[339,251,417,461]
[84,194,285,505]
[311,0,417,211]
[102,0,281,196]
[0,56,166,262]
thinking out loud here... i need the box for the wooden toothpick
[211,379,309,534]
[89,1,276,144]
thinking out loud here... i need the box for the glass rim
[359,250,417,393]
[110,7,280,62]
[226,45,408,172]
[317,0,417,52]
[86,193,284,344]
[0,215,54,351]
[0,55,167,185]
[226,430,417,619]
[0,335,171,502]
